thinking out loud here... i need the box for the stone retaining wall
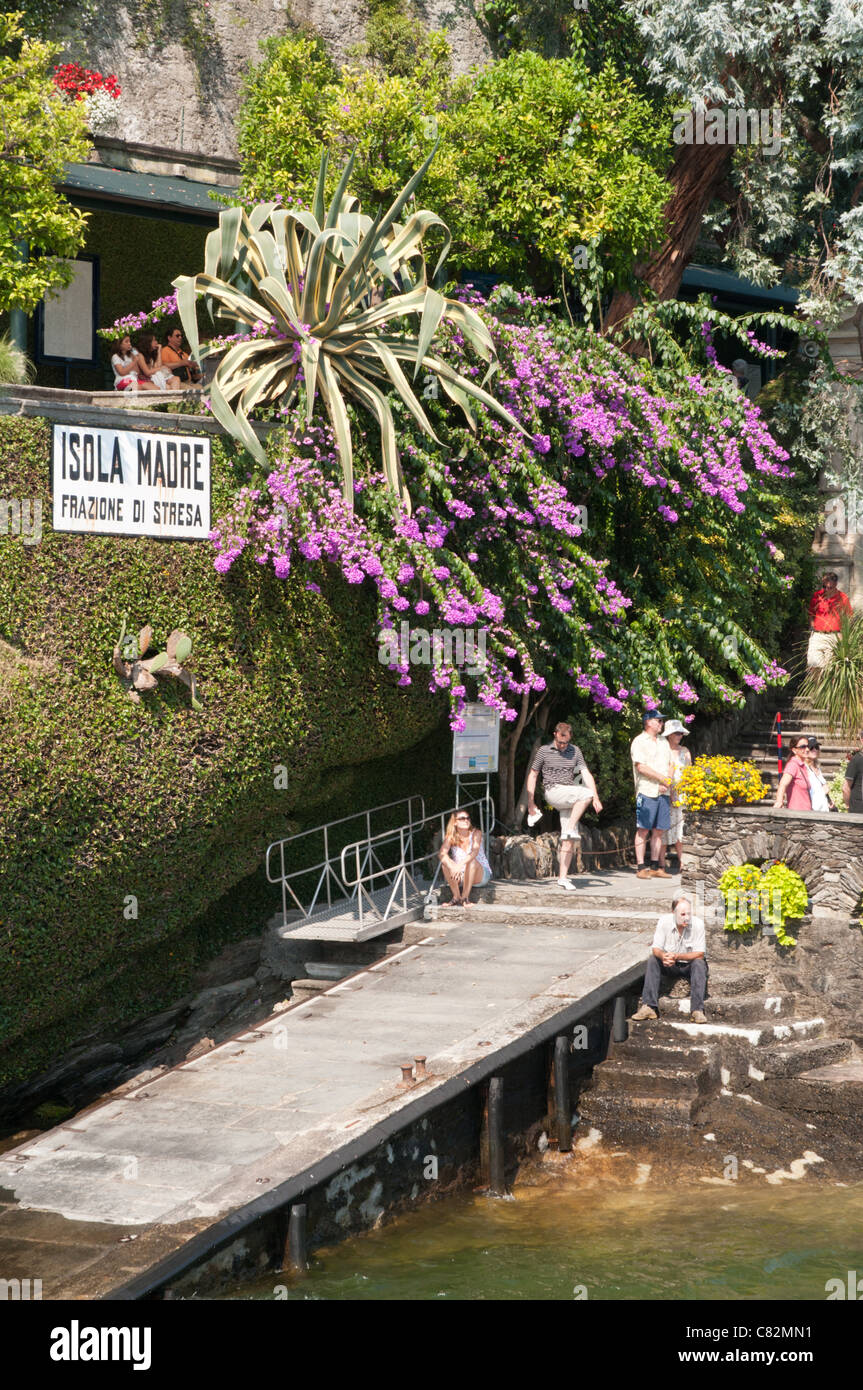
[489,821,633,879]
[681,806,863,1046]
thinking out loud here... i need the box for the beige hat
[663,719,689,736]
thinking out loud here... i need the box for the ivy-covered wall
[0,415,452,1088]
[21,207,210,391]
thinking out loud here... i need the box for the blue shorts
[636,793,671,831]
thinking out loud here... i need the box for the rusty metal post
[553,1033,572,1153]
[414,1055,428,1079]
[488,1075,506,1195]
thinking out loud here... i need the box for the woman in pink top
[773,739,814,810]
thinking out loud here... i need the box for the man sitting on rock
[632,895,708,1024]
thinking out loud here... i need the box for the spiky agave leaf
[173,149,524,507]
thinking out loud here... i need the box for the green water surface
[224,1180,863,1301]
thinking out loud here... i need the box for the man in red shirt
[807,571,853,669]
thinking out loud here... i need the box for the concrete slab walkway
[0,896,659,1298]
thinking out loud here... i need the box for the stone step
[658,991,790,1025]
[579,1090,704,1137]
[747,1036,854,1080]
[753,1061,863,1139]
[730,747,847,769]
[704,970,768,997]
[611,1037,716,1069]
[654,1015,825,1046]
[592,1056,717,1100]
[474,881,673,911]
[741,724,843,739]
[431,901,659,931]
[287,977,334,1001]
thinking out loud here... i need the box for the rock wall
[681,806,863,1045]
[55,0,491,164]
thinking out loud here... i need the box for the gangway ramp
[265,794,492,943]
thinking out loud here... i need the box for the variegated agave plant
[172,148,521,508]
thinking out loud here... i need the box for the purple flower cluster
[208,286,794,725]
[98,292,179,340]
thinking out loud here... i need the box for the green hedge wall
[0,415,449,1088]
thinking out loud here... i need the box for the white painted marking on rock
[748,1065,765,1081]
[702,1133,716,1142]
[720,1067,730,1086]
[764,1151,825,1185]
[635,1163,652,1186]
[764,997,782,1014]
[575,1127,603,1152]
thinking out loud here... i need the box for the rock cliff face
[54,0,490,163]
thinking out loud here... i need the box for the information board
[52,424,211,540]
[452,703,500,774]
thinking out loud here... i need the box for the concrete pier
[0,879,661,1298]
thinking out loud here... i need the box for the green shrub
[718,860,807,947]
[0,416,449,1088]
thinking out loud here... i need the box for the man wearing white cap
[663,719,691,875]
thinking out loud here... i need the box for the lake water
[223,1171,863,1301]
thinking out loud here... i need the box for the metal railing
[265,793,496,937]
[265,796,426,928]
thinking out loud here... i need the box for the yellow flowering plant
[675,755,768,812]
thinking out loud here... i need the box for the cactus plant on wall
[112,615,202,709]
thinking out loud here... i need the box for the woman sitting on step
[438,810,491,906]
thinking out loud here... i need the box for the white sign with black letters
[52,424,211,539]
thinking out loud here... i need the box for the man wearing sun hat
[630,711,673,880]
[662,719,691,874]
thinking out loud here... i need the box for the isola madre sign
[51,424,211,540]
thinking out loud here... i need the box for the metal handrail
[337,794,494,933]
[265,795,425,927]
[265,792,496,937]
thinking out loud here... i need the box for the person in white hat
[662,719,691,875]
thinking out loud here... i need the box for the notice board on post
[451,703,500,774]
[51,424,211,540]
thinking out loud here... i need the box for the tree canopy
[0,11,91,314]
[237,32,671,292]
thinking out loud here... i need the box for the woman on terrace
[133,332,181,391]
[438,810,491,906]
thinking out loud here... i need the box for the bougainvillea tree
[208,278,815,817]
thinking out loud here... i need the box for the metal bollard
[488,1075,506,1196]
[414,1055,428,1079]
[553,1034,572,1153]
[286,1202,308,1272]
[613,994,628,1043]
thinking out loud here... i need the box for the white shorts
[545,783,591,838]
[807,630,838,668]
